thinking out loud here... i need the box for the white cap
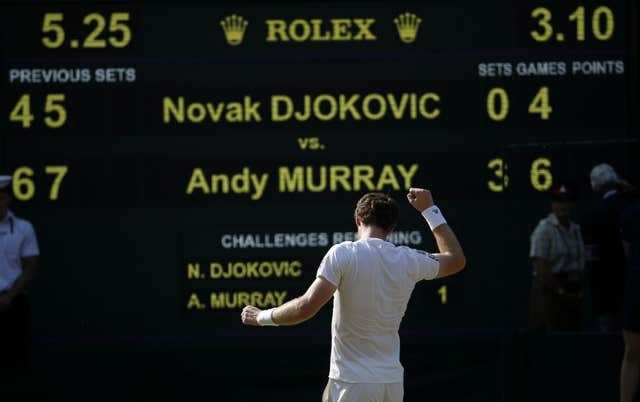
[590,163,618,191]
[0,175,11,189]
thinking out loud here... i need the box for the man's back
[582,193,634,318]
[318,238,439,383]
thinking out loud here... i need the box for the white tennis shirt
[0,211,40,292]
[317,237,440,383]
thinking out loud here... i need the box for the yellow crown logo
[220,14,248,46]
[394,12,421,43]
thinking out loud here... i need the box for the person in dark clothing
[582,163,638,332]
[621,204,640,402]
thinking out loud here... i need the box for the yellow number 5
[44,94,67,128]
[109,13,132,48]
[42,13,65,48]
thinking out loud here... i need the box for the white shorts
[322,379,404,402]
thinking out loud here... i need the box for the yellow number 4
[9,95,35,128]
[528,87,552,120]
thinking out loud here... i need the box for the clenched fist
[406,188,434,212]
[241,305,261,326]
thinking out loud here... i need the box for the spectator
[0,175,40,384]
[582,163,636,331]
[621,203,640,402]
[529,183,585,331]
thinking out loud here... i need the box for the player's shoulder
[395,244,438,260]
[329,240,357,255]
[332,240,355,248]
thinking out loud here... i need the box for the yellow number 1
[438,285,448,304]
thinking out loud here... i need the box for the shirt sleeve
[316,243,351,287]
[405,247,440,282]
[530,223,551,260]
[20,222,40,258]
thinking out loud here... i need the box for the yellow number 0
[486,88,509,121]
[592,6,615,41]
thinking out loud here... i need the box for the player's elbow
[445,252,466,275]
[456,251,466,272]
[449,256,466,275]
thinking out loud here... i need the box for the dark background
[1,0,639,401]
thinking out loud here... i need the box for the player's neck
[358,225,388,241]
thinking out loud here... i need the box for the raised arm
[407,188,466,278]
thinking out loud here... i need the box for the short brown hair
[354,193,399,232]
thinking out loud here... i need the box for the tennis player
[241,188,466,402]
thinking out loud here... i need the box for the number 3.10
[12,166,68,201]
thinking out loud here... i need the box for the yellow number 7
[45,165,68,200]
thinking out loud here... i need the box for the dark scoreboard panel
[1,1,636,338]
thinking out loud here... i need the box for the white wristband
[257,308,278,326]
[421,205,447,231]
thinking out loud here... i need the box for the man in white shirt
[0,176,40,379]
[241,188,466,402]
